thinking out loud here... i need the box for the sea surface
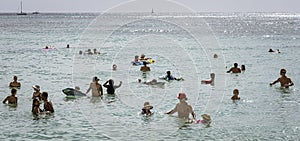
[0,12,300,140]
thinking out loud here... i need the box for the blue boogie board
[62,88,86,97]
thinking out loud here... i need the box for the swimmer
[196,114,212,126]
[103,79,122,94]
[41,92,54,113]
[3,88,18,105]
[227,63,241,73]
[9,75,21,88]
[231,89,240,100]
[213,54,218,58]
[93,48,100,54]
[270,69,294,88]
[86,76,103,96]
[138,79,165,85]
[241,65,246,71]
[112,64,117,71]
[201,73,215,85]
[141,102,153,116]
[32,85,41,100]
[166,93,196,122]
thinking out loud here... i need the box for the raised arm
[103,81,109,88]
[114,81,122,89]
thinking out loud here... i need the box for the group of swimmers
[78,48,100,55]
[3,76,55,116]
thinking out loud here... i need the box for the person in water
[166,93,196,122]
[141,102,153,116]
[241,65,246,71]
[138,79,165,85]
[231,89,240,100]
[3,88,18,105]
[32,85,41,100]
[140,61,151,72]
[201,73,215,85]
[32,98,42,115]
[103,79,122,94]
[163,71,178,80]
[86,76,103,96]
[93,48,100,54]
[9,75,21,88]
[41,92,54,113]
[66,44,70,48]
[196,114,212,126]
[270,69,294,88]
[112,64,117,71]
[227,63,241,73]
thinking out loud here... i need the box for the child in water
[231,89,240,100]
[141,102,153,116]
[196,114,212,126]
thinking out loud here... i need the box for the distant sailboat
[17,1,27,15]
[151,8,154,14]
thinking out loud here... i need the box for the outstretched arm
[270,78,279,86]
[114,81,122,89]
[86,84,91,94]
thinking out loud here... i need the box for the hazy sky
[1,0,300,13]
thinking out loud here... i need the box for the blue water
[0,12,300,140]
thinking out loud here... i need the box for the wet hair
[233,89,239,95]
[42,92,48,99]
[234,63,238,67]
[11,88,17,94]
[109,79,114,85]
[280,69,286,74]
[166,71,171,75]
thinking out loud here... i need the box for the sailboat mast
[20,1,23,13]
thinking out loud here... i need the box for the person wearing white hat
[32,85,41,100]
[166,92,196,121]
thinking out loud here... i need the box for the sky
[0,0,300,13]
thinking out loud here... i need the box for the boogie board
[62,88,86,97]
[131,59,155,66]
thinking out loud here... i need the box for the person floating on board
[86,76,103,97]
[166,93,196,123]
[9,75,21,88]
[270,69,294,88]
[196,114,212,127]
[227,63,241,73]
[41,92,54,113]
[201,73,215,85]
[103,79,122,94]
[140,61,151,72]
[3,88,18,105]
[32,85,41,100]
[138,79,165,85]
[161,71,183,81]
[231,89,240,100]
[141,102,153,116]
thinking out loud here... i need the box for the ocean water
[0,12,300,140]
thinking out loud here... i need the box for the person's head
[108,79,114,85]
[241,65,246,71]
[201,114,212,124]
[93,76,99,82]
[138,79,141,83]
[233,89,239,96]
[11,88,17,96]
[45,46,49,49]
[79,50,83,55]
[112,64,117,70]
[143,61,147,66]
[13,76,18,81]
[87,49,91,52]
[166,71,171,76]
[141,54,145,59]
[93,48,97,52]
[75,86,80,91]
[213,54,218,58]
[143,102,153,110]
[234,63,238,68]
[42,92,48,100]
[66,44,70,48]
[280,69,286,76]
[32,85,40,92]
[210,73,215,79]
[177,92,187,101]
